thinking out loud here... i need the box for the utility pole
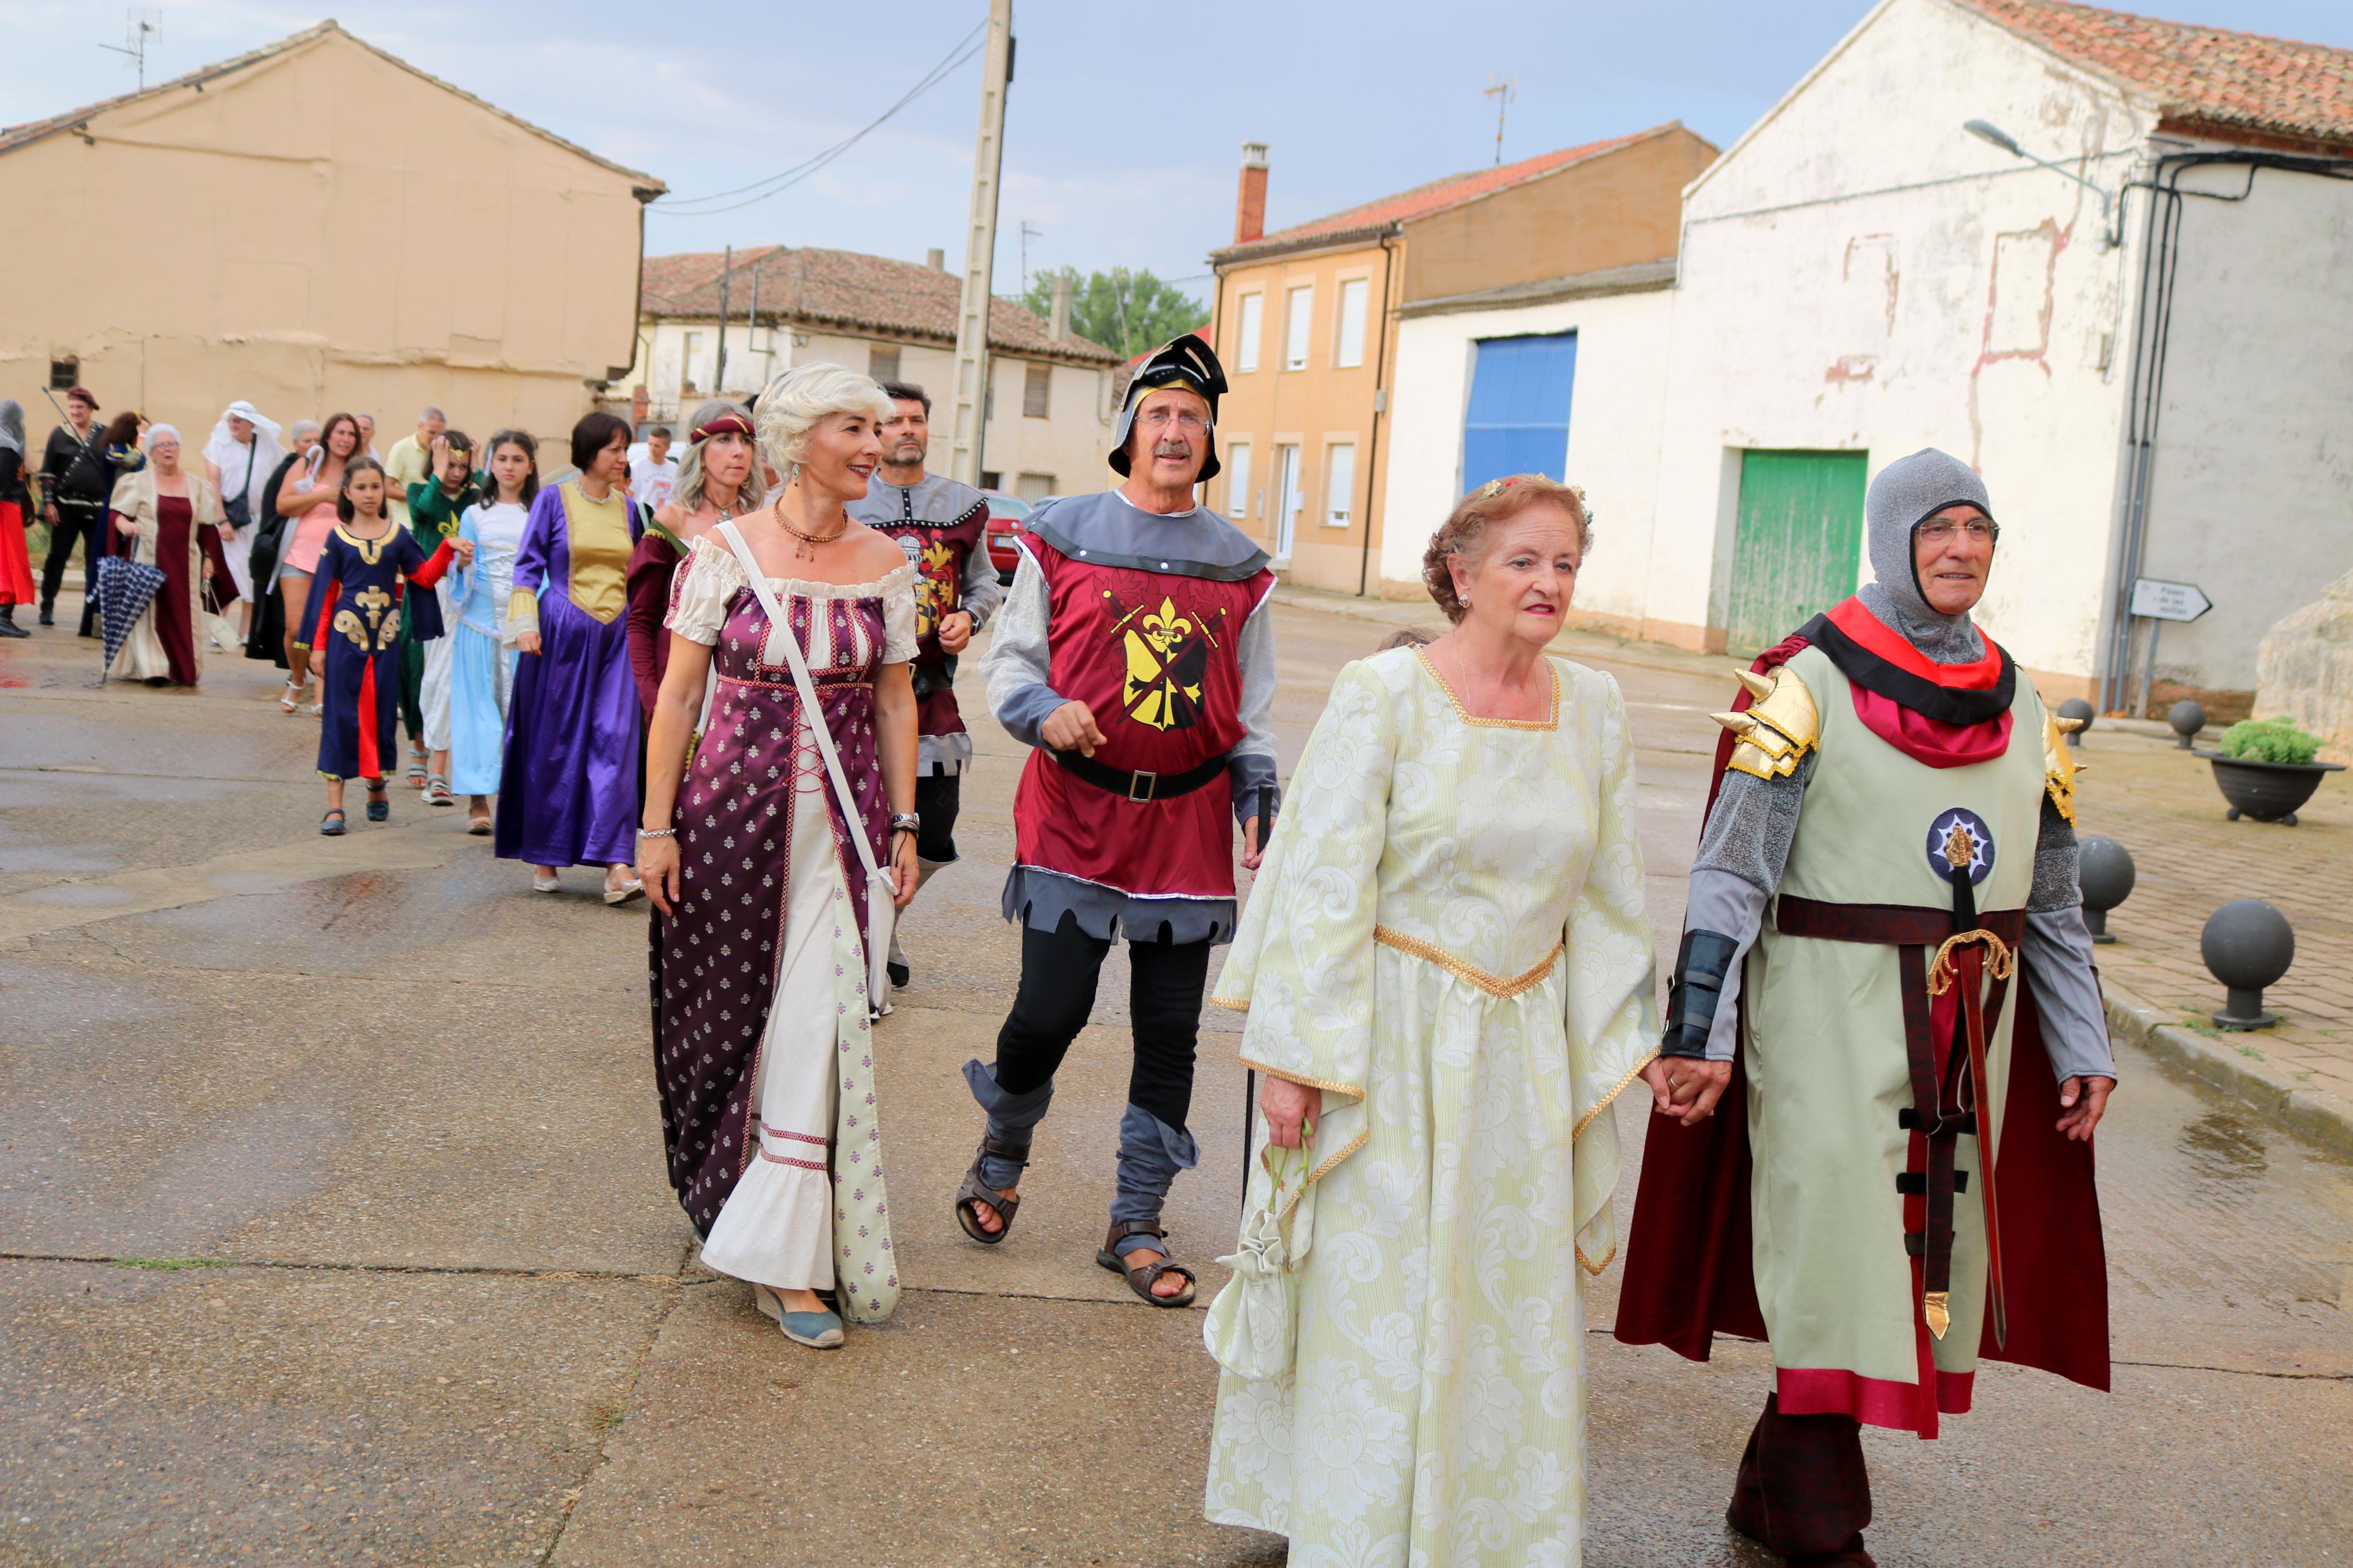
[1018,220,1042,298]
[1484,74,1516,166]
[745,251,766,387]
[714,244,733,394]
[946,0,1013,488]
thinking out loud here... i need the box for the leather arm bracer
[1662,929,1741,1059]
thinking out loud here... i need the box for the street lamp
[1964,119,2120,250]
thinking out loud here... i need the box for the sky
[6,0,2350,314]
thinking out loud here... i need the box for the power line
[653,23,985,218]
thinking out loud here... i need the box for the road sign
[2131,578,2213,623]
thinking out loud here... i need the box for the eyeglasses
[1917,518,1999,547]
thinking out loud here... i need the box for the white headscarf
[201,400,286,516]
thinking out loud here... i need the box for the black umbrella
[95,554,168,682]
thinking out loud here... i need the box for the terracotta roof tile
[1216,123,1683,259]
[641,246,1120,365]
[1956,0,2353,154]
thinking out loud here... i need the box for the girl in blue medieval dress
[294,457,465,835]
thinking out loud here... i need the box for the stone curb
[2102,978,2353,1160]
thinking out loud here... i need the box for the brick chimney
[927,247,946,271]
[1234,142,1269,244]
[1048,269,1074,340]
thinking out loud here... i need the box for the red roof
[640,246,1118,365]
[1956,0,2353,154]
[1216,123,1683,259]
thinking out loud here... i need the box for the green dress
[1204,648,1659,1566]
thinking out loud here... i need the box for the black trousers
[914,770,961,864]
[993,912,1211,1133]
[39,500,104,634]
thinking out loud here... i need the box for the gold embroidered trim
[1575,1239,1616,1277]
[1237,1061,1361,1098]
[1412,646,1561,731]
[1207,994,1250,1012]
[1374,926,1563,997]
[1574,1048,1660,1142]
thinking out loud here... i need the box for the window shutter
[1024,362,1052,419]
[1236,294,1263,373]
[869,344,902,383]
[1324,443,1356,527]
[1225,442,1252,518]
[1336,279,1368,368]
[1285,285,1314,371]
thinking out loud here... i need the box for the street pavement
[1,595,2348,1566]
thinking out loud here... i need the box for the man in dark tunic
[37,386,108,634]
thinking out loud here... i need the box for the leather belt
[1773,893,2018,1349]
[1050,748,1228,804]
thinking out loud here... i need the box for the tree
[1020,268,1205,361]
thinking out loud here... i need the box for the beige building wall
[0,25,656,453]
[626,319,1115,498]
[1209,241,1400,593]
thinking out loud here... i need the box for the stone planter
[2196,750,2346,825]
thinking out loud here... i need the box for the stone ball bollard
[2201,898,2294,1030]
[2058,697,2095,747]
[2167,699,2206,750]
[2077,836,2135,944]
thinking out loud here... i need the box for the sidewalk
[2072,724,2353,1153]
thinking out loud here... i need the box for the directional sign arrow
[2131,577,2213,623]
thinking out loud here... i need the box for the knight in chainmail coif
[1616,448,2117,1567]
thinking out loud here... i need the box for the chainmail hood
[1860,447,1993,665]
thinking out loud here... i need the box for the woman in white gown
[1205,475,1659,1566]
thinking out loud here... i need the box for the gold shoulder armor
[2044,709,2086,825]
[1713,665,1819,781]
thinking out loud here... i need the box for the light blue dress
[447,500,528,796]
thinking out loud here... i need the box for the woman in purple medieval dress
[495,412,645,902]
[637,362,920,1352]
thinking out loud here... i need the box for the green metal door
[1727,450,1868,653]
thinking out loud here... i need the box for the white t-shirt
[630,454,677,510]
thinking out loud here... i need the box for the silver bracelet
[637,827,676,840]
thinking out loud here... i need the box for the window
[1284,285,1314,371]
[1273,443,1303,559]
[1016,472,1055,502]
[1323,443,1357,528]
[1235,293,1264,374]
[1462,332,1577,492]
[1335,278,1368,368]
[979,469,1003,490]
[1024,362,1052,419]
[869,343,901,382]
[681,331,705,394]
[1225,442,1253,519]
[47,356,78,390]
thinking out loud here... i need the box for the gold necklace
[772,499,848,561]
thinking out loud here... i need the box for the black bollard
[2201,899,2294,1030]
[2167,699,2206,751]
[2058,698,2095,748]
[2077,836,2135,944]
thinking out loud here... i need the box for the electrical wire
[652,22,985,218]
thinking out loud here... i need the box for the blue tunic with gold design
[294,524,453,781]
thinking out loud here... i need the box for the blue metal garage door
[1464,332,1577,492]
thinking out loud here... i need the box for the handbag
[1202,1137,1318,1381]
[715,521,897,1006]
[222,443,256,529]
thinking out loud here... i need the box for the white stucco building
[1379,0,2353,714]
[624,248,1122,500]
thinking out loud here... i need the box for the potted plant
[2196,716,2345,825]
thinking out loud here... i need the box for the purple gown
[494,482,643,868]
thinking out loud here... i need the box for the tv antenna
[1018,221,1042,297]
[100,9,162,90]
[1483,74,1516,166]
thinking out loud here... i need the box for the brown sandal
[1096,1219,1197,1307]
[953,1134,1028,1245]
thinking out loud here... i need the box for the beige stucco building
[0,22,661,447]
[1206,125,1717,595]
[626,248,1124,500]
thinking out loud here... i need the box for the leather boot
[1726,1394,1875,1565]
[0,605,27,638]
[38,599,55,627]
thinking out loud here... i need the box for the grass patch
[2238,1045,2265,1060]
[112,1256,237,1272]
[587,1398,626,1434]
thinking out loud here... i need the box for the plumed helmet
[1109,333,1228,482]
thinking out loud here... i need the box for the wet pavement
[1,599,2348,1565]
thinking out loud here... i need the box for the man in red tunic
[959,336,1277,1306]
[846,379,1002,990]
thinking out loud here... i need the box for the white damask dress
[1205,646,1659,1566]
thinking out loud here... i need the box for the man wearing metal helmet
[960,333,1277,1306]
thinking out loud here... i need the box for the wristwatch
[888,812,921,836]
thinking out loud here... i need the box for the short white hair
[754,362,893,490]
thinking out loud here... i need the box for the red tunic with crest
[1012,534,1272,901]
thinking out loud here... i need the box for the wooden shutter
[1726,450,1869,653]
[1024,362,1051,418]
